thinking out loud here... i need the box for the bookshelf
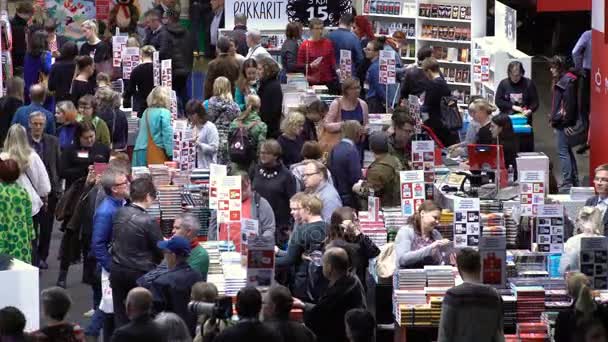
[362,0,487,103]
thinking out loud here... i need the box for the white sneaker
[83,309,95,318]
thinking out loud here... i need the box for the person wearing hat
[352,131,402,207]
[150,236,203,335]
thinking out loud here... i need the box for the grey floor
[37,58,590,333]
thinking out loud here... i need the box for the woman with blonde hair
[132,86,174,166]
[277,112,306,167]
[560,206,605,274]
[207,77,240,165]
[554,272,608,342]
[1,124,51,217]
[79,19,110,63]
[124,45,156,117]
[228,94,267,170]
[55,100,80,149]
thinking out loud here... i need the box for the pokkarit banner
[224,0,352,30]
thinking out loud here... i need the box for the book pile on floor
[514,286,545,323]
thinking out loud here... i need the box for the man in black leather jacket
[110,176,163,330]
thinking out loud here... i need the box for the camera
[188,296,233,320]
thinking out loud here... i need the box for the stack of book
[504,208,519,248]
[397,269,427,290]
[425,266,455,288]
[149,164,171,187]
[482,213,506,237]
[502,295,517,328]
[221,252,246,296]
[157,185,182,221]
[382,208,408,230]
[429,296,443,326]
[517,322,548,341]
[436,210,454,240]
[544,289,571,312]
[514,286,546,323]
[358,211,388,247]
[131,166,150,179]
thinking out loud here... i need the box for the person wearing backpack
[228,94,267,171]
[353,131,401,207]
[549,55,580,193]
[421,57,460,147]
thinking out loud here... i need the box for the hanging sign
[112,35,128,67]
[379,50,396,85]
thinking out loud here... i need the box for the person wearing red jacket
[297,18,338,93]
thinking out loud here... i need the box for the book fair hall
[0,0,608,341]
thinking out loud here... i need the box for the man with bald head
[12,84,55,134]
[111,287,165,342]
[293,247,366,342]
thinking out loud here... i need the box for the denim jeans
[555,128,579,187]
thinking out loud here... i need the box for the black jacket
[144,26,173,61]
[230,25,248,57]
[258,76,283,139]
[328,235,380,291]
[304,274,366,342]
[252,162,297,232]
[48,61,76,103]
[98,108,129,150]
[37,134,62,195]
[281,39,303,74]
[60,142,111,189]
[265,319,316,342]
[10,15,28,70]
[495,77,539,115]
[165,23,193,78]
[550,72,579,129]
[110,314,167,342]
[554,303,608,342]
[79,41,111,63]
[203,7,225,58]
[151,261,204,334]
[401,65,431,99]
[123,62,155,115]
[585,196,608,236]
[215,320,283,342]
[111,203,163,273]
[0,96,23,145]
[423,77,459,147]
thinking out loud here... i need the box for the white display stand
[0,259,40,331]
[361,0,487,100]
[472,1,532,100]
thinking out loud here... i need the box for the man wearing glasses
[302,160,342,222]
[586,164,608,236]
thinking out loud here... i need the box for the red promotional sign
[537,0,591,12]
[96,0,110,20]
[590,28,608,175]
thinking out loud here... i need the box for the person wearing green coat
[228,94,267,170]
[77,95,111,147]
[132,87,174,167]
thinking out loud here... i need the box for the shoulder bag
[145,110,169,165]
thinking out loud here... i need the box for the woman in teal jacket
[132,86,174,166]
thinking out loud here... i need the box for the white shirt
[245,44,272,62]
[210,8,223,46]
[1,151,51,216]
[195,121,219,169]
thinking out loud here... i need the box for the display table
[0,259,40,331]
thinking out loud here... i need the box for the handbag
[318,99,343,155]
[145,110,169,165]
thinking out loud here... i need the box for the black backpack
[440,96,463,131]
[228,121,259,164]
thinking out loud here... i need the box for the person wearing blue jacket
[365,39,386,113]
[132,86,174,166]
[86,168,129,338]
[328,13,363,78]
[328,120,363,209]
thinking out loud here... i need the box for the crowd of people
[0,0,605,341]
